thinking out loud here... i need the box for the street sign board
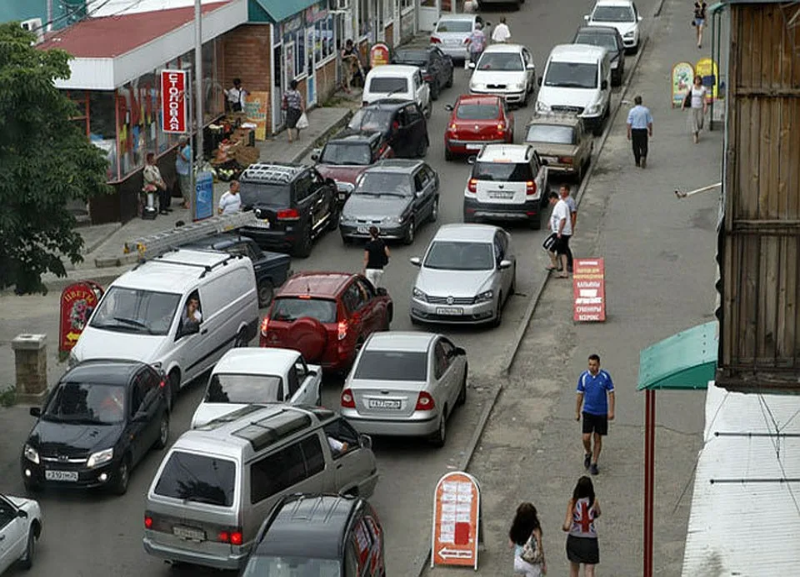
[58,282,104,358]
[370,43,390,68]
[161,70,188,133]
[195,170,214,220]
[431,471,480,569]
[573,258,606,322]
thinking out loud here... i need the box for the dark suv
[239,163,338,258]
[347,99,430,158]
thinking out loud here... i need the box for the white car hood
[7,495,36,510]
[72,326,165,364]
[415,268,495,298]
[470,70,526,88]
[191,403,249,429]
[591,20,637,37]
[537,85,598,109]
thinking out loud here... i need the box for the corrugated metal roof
[681,384,800,576]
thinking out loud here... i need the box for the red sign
[573,258,606,322]
[431,471,480,569]
[161,69,188,133]
[59,282,104,356]
[370,43,390,68]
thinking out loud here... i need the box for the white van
[535,44,612,136]
[362,64,431,118]
[70,249,259,409]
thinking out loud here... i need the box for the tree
[0,23,110,294]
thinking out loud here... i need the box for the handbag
[296,112,309,130]
[521,531,544,565]
[542,232,557,252]
[682,92,692,109]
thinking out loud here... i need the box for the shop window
[296,29,306,78]
[358,0,370,38]
[88,92,117,181]
[400,0,412,9]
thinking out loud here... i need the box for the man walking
[561,185,577,273]
[175,136,192,209]
[465,23,487,66]
[576,354,615,476]
[547,191,572,278]
[363,226,390,288]
[218,180,241,215]
[626,95,653,168]
[491,17,511,43]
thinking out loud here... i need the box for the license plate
[173,526,206,541]
[542,156,559,163]
[436,307,464,315]
[368,399,402,409]
[466,144,482,150]
[446,38,461,44]
[253,220,271,229]
[45,470,78,482]
[488,191,515,199]
[338,192,347,201]
[357,226,369,234]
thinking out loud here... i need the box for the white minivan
[362,64,431,118]
[70,249,259,409]
[535,44,611,136]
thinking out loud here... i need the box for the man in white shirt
[224,78,247,112]
[491,17,511,43]
[218,180,242,215]
[561,185,577,273]
[548,191,573,278]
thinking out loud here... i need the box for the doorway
[419,0,440,32]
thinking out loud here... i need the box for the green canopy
[637,321,718,391]
[249,0,319,23]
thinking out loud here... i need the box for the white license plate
[466,144,482,150]
[436,307,464,315]
[446,38,461,44]
[488,191,515,199]
[253,220,271,229]
[542,156,559,163]
[45,470,78,482]
[357,226,369,234]
[173,526,206,541]
[368,399,402,409]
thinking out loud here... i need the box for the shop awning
[637,321,718,391]
[250,0,320,23]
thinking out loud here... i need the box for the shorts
[286,107,302,129]
[582,411,608,436]
[694,18,705,26]
[365,268,384,288]
[566,535,600,565]
[514,554,543,577]
[553,234,571,256]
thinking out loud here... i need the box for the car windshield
[436,19,473,33]
[271,298,337,324]
[206,373,284,403]
[154,452,236,507]
[473,161,533,182]
[369,77,408,94]
[320,143,372,165]
[456,103,500,120]
[43,382,125,424]
[477,52,523,72]
[355,172,411,196]
[241,556,341,577]
[348,108,393,132]
[394,50,427,66]
[354,350,428,381]
[575,32,618,51]
[240,181,291,208]
[90,287,180,336]
[544,62,598,88]
[592,5,635,22]
[424,241,495,271]
[526,124,576,144]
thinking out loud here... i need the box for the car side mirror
[444,104,454,111]
[467,62,476,69]
[410,257,421,266]
[376,287,388,297]
[16,509,28,519]
[30,407,41,418]
[455,346,466,356]
[467,155,477,165]
[499,259,513,269]
[311,153,319,161]
[359,433,373,450]
[537,77,543,86]
[601,80,608,90]
[526,64,535,70]
[584,14,590,21]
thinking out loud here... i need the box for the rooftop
[370,159,424,173]
[116,249,238,293]
[478,143,533,162]
[213,348,300,376]
[279,272,355,299]
[365,332,436,353]
[434,223,500,242]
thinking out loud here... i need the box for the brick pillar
[12,334,48,404]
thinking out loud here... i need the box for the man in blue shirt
[576,354,615,475]
[175,135,192,209]
[626,95,653,168]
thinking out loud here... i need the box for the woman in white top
[562,476,601,577]
[686,74,709,143]
[509,502,546,577]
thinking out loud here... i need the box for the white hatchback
[584,0,643,52]
[363,64,431,118]
[468,44,536,106]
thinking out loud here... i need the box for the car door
[521,48,535,89]
[404,104,426,155]
[531,152,547,206]
[288,356,322,405]
[390,108,411,157]
[0,496,26,574]
[411,168,429,221]
[494,231,513,296]
[503,99,514,138]
[413,70,430,112]
[432,339,456,412]
[307,169,332,233]
[576,122,591,167]
[438,338,465,408]
[435,47,453,83]
[323,418,372,493]
[354,278,382,335]
[127,374,152,466]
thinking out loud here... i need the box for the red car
[260,272,393,373]
[444,94,514,160]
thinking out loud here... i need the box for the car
[409,224,516,326]
[362,64,431,118]
[239,163,339,258]
[340,332,468,447]
[0,493,41,573]
[444,94,514,161]
[463,144,549,228]
[524,114,594,181]
[573,25,626,86]
[430,14,489,61]
[584,0,643,53]
[21,359,170,495]
[189,348,323,429]
[468,44,537,107]
[311,131,394,205]
[392,46,454,101]
[260,272,393,374]
[182,233,291,307]
[339,159,440,245]
[241,494,385,576]
[347,99,430,159]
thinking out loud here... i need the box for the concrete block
[12,334,47,351]
[12,334,48,404]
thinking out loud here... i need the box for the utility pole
[193,0,205,221]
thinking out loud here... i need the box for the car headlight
[86,448,114,468]
[340,213,355,223]
[471,83,486,91]
[624,31,634,38]
[412,287,428,301]
[381,215,403,224]
[536,101,551,113]
[512,83,524,91]
[23,444,39,465]
[585,103,601,115]
[475,290,494,303]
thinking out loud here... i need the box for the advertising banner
[59,282,104,358]
[431,471,481,569]
[195,170,214,221]
[671,62,694,108]
[245,91,269,140]
[160,70,188,133]
[695,57,718,101]
[370,43,390,68]
[573,258,606,322]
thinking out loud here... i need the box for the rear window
[369,77,408,94]
[393,50,427,66]
[472,161,533,182]
[574,33,619,52]
[456,103,500,120]
[526,124,576,144]
[271,297,338,324]
[206,373,284,403]
[320,143,372,165]
[436,19,473,33]
[354,350,428,381]
[240,182,291,208]
[154,452,236,507]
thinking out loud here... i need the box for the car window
[424,165,437,183]
[356,278,376,301]
[295,173,313,201]
[544,61,598,89]
[324,418,360,459]
[91,287,180,337]
[301,434,325,476]
[593,5,635,22]
[348,107,393,132]
[414,171,426,192]
[250,441,307,503]
[44,381,126,424]
[526,124,576,144]
[222,242,250,258]
[271,297,337,323]
[405,104,423,123]
[575,32,619,52]
[497,231,509,255]
[0,497,16,530]
[355,172,411,196]
[456,103,500,120]
[436,19,473,33]
[433,341,449,380]
[295,358,308,381]
[320,143,372,165]
[393,49,428,66]
[440,338,457,360]
[245,242,262,261]
[477,52,523,72]
[287,366,300,397]
[354,350,428,381]
[206,372,283,403]
[493,234,505,261]
[369,76,408,93]
[240,181,291,208]
[155,452,236,507]
[342,284,361,315]
[131,368,158,415]
[472,161,534,182]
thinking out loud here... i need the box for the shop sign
[195,170,214,221]
[161,70,188,133]
[671,62,694,108]
[431,471,480,569]
[283,14,303,35]
[370,43,390,68]
[59,282,104,358]
[245,91,269,141]
[695,57,719,101]
[573,258,606,322]
[305,3,328,23]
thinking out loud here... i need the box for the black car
[391,46,454,101]
[573,25,626,86]
[239,163,339,258]
[339,159,439,245]
[346,99,429,159]
[241,494,385,577]
[21,360,169,496]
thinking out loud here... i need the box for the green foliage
[0,23,111,295]
[0,385,15,407]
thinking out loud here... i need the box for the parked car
[573,25,626,86]
[260,272,393,374]
[468,44,536,107]
[239,163,339,258]
[392,46,454,101]
[347,99,430,159]
[463,143,549,228]
[21,359,170,495]
[362,64,431,118]
[409,224,516,326]
[430,14,489,61]
[0,493,41,573]
[190,348,323,429]
[182,233,290,307]
[241,494,385,576]
[311,131,393,205]
[444,94,514,160]
[584,0,643,53]
[524,114,594,181]
[341,332,467,447]
[339,159,440,245]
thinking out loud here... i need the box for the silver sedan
[340,332,468,447]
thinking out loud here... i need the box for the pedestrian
[218,180,241,215]
[693,0,708,49]
[363,226,390,288]
[465,22,487,66]
[562,476,601,577]
[224,78,248,112]
[546,191,572,279]
[626,95,653,168]
[463,0,477,13]
[175,135,192,209]
[341,39,362,92]
[509,502,546,576]
[685,75,709,144]
[576,354,615,475]
[492,17,511,43]
[143,152,170,216]
[560,185,577,273]
[282,79,304,143]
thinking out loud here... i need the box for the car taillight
[341,388,356,408]
[218,529,244,545]
[423,72,433,82]
[468,178,477,193]
[276,208,300,220]
[144,516,153,529]
[415,391,436,411]
[559,157,574,164]
[526,180,537,197]
[158,380,165,389]
[260,317,270,336]
[497,123,505,132]
[430,36,441,44]
[338,320,348,340]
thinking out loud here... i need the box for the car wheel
[327,202,340,232]
[166,370,180,413]
[492,294,504,327]
[430,198,439,223]
[431,80,440,101]
[154,412,170,450]
[293,223,313,258]
[510,265,516,295]
[112,456,130,496]
[416,137,429,158]
[431,411,447,447]
[19,526,37,570]
[457,367,468,406]
[444,147,454,161]
[403,219,416,245]
[258,280,275,308]
[23,478,42,494]
[341,234,354,245]
[529,211,542,230]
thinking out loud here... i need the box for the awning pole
[643,390,655,577]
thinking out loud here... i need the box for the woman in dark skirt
[282,79,304,143]
[562,476,601,576]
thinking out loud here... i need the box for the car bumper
[437,44,468,59]
[410,296,496,325]
[623,36,637,48]
[579,114,604,131]
[463,197,542,222]
[340,222,408,241]
[469,87,526,104]
[446,138,508,154]
[536,157,578,175]
[21,457,119,489]
[143,535,248,570]
[341,409,441,436]
[240,226,295,251]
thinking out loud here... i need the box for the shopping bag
[297,113,309,130]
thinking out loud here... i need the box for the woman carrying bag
[509,502,546,576]
[282,79,306,143]
[683,75,709,144]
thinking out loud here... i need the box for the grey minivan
[142,405,378,570]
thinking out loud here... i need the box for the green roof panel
[249,0,319,23]
[637,321,718,391]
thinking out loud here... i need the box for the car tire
[430,198,439,223]
[258,280,275,308]
[492,294,503,327]
[431,80,440,101]
[327,202,340,232]
[23,479,42,494]
[293,223,314,258]
[510,265,516,295]
[431,412,447,447]
[154,412,170,450]
[457,368,468,406]
[112,456,130,496]
[234,328,250,348]
[416,137,429,158]
[444,147,454,161]
[166,370,180,413]
[19,526,37,570]
[529,211,542,230]
[403,218,416,245]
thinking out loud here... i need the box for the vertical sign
[431,471,480,569]
[59,282,104,359]
[573,258,606,322]
[671,62,694,108]
[370,42,390,68]
[245,91,269,141]
[160,70,188,133]
[195,170,214,221]
[695,57,719,102]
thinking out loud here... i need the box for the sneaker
[590,463,599,476]
[584,454,591,469]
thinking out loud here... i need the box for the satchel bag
[542,232,557,252]
[521,532,544,565]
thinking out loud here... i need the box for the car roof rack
[241,163,304,184]
[134,250,243,279]
[232,409,313,452]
